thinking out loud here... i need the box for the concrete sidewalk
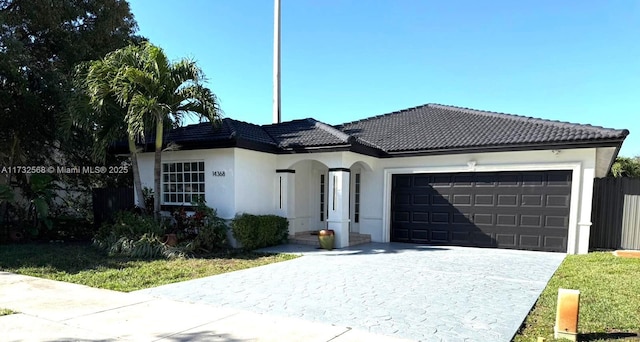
[0,272,411,342]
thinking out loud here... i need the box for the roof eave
[276,144,352,154]
[383,139,627,158]
[605,142,625,177]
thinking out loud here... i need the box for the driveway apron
[134,243,565,341]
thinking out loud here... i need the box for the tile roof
[141,103,627,156]
[163,120,233,142]
[337,104,629,153]
[150,118,277,147]
[226,119,277,146]
[263,118,351,148]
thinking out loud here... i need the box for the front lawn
[0,243,296,292]
[514,252,640,342]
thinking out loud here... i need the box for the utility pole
[272,0,281,124]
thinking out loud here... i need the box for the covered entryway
[280,158,374,248]
[391,171,572,252]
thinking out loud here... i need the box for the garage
[391,171,572,252]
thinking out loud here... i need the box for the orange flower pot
[163,233,178,247]
[318,229,335,250]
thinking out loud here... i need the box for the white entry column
[327,168,350,248]
[275,169,296,228]
[576,167,595,254]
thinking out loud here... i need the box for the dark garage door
[391,171,572,252]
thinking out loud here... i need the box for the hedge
[231,214,288,250]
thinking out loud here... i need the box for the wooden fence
[590,177,640,250]
[92,187,134,227]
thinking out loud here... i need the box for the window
[162,161,205,205]
[332,175,337,211]
[279,176,282,209]
[320,174,325,221]
[354,173,361,223]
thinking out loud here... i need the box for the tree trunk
[128,137,145,212]
[153,119,163,220]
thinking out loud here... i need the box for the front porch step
[288,231,371,247]
[348,233,372,246]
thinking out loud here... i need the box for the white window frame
[162,161,206,205]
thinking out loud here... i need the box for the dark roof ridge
[333,123,386,151]
[222,118,237,138]
[261,117,312,127]
[306,118,352,143]
[428,103,629,134]
[259,123,281,147]
[260,118,313,147]
[226,117,281,145]
[225,117,267,128]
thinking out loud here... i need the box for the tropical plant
[142,187,155,211]
[0,184,14,204]
[67,47,149,210]
[0,0,139,193]
[107,233,167,259]
[94,211,165,243]
[610,156,640,178]
[93,210,174,258]
[24,174,57,236]
[113,42,222,218]
[0,184,14,234]
[0,133,26,223]
[171,200,227,252]
[94,201,227,258]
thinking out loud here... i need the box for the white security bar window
[162,161,205,204]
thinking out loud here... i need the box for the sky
[127,0,639,157]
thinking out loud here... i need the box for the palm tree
[114,43,221,218]
[67,45,150,210]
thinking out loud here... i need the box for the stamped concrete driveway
[135,243,565,341]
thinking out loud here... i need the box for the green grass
[0,242,297,292]
[0,308,16,316]
[514,252,640,342]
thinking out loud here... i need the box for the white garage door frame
[382,161,587,254]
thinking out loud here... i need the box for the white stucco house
[128,104,628,254]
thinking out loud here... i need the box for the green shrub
[94,211,165,242]
[106,233,163,258]
[97,233,189,259]
[171,201,227,252]
[93,211,169,258]
[93,204,227,258]
[231,214,288,250]
[191,220,226,251]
